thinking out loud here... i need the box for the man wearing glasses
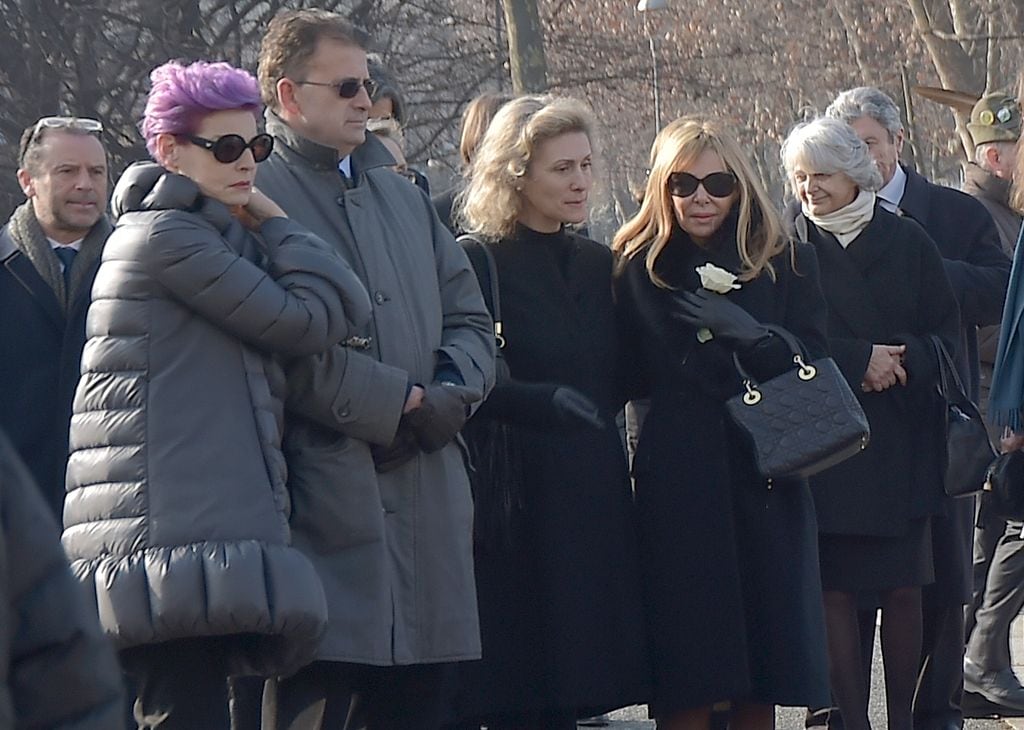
[256,10,494,730]
[0,116,110,517]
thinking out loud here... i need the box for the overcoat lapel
[895,166,932,229]
[3,250,64,331]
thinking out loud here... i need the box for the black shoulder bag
[725,326,870,480]
[931,335,996,497]
[458,234,523,552]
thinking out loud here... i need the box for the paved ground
[996,613,1024,730]
[573,617,1023,729]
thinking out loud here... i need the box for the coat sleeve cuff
[327,352,408,444]
[435,345,488,402]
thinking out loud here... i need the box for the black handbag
[931,336,996,498]
[725,326,870,480]
[458,235,523,552]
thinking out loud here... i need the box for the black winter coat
[899,165,1009,401]
[801,207,960,537]
[0,220,110,516]
[898,166,1008,599]
[0,430,123,728]
[615,222,830,711]
[446,226,650,722]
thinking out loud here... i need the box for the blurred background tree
[0,0,1021,240]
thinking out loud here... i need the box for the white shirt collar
[338,156,352,178]
[877,164,907,213]
[48,237,83,252]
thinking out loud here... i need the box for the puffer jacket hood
[113,162,232,229]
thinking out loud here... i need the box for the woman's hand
[232,187,287,230]
[861,344,907,392]
[670,289,769,348]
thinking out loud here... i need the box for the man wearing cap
[0,117,111,517]
[963,92,1024,712]
[965,94,1021,257]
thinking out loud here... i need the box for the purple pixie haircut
[141,60,262,160]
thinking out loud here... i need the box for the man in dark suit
[0,117,111,518]
[826,86,1011,730]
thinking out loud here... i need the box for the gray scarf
[7,202,111,312]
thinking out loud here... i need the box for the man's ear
[16,168,34,199]
[277,78,302,118]
[155,133,180,171]
[894,127,906,155]
[986,144,1003,169]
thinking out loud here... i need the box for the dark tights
[824,587,922,730]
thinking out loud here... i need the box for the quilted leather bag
[725,326,870,479]
[931,336,996,498]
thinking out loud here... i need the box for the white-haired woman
[613,115,831,729]
[781,117,959,730]
[444,95,650,729]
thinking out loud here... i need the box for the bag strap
[930,335,970,408]
[458,234,505,349]
[730,324,810,386]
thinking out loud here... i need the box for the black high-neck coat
[447,225,651,722]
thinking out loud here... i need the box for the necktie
[339,169,353,190]
[54,246,77,289]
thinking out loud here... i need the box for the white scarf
[803,189,876,247]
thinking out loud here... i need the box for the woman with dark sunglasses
[612,116,831,729]
[781,118,958,730]
[62,60,371,729]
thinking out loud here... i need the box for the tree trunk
[501,0,547,93]
[904,0,984,158]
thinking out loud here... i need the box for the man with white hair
[826,86,1010,730]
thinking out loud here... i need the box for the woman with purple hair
[62,60,371,728]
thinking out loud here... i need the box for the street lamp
[637,0,668,135]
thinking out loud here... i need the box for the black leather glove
[402,383,468,453]
[671,289,769,348]
[551,386,604,430]
[370,424,419,473]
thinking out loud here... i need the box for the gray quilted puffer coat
[62,162,371,676]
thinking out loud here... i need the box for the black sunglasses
[295,78,379,99]
[186,133,274,164]
[668,171,737,198]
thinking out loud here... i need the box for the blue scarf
[989,222,1024,430]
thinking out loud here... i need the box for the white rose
[695,263,741,294]
[693,264,740,342]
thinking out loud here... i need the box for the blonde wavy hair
[456,94,596,241]
[612,116,789,288]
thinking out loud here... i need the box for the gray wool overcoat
[256,114,495,666]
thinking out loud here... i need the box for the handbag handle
[730,325,816,405]
[458,234,505,349]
